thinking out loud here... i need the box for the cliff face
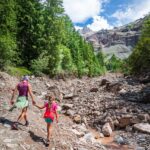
[79,16,148,59]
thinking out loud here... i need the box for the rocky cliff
[79,15,149,59]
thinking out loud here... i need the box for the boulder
[95,133,104,139]
[71,129,85,138]
[100,79,110,86]
[64,93,74,99]
[66,109,75,117]
[137,114,150,122]
[130,116,141,124]
[62,104,73,110]
[73,115,82,124]
[118,116,132,128]
[142,93,150,103]
[73,124,88,134]
[102,123,112,137]
[114,119,119,127]
[133,123,150,134]
[81,133,96,143]
[119,89,127,94]
[114,136,128,145]
[105,82,122,93]
[139,76,150,84]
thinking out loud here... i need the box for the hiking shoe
[11,123,18,130]
[45,139,50,147]
[25,121,29,127]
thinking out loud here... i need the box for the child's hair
[45,95,53,101]
[45,94,55,108]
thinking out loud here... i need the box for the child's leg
[47,123,52,140]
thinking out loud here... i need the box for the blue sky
[63,0,150,31]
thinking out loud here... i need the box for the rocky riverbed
[0,72,150,150]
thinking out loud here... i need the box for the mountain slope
[79,15,149,59]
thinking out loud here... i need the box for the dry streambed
[0,72,150,150]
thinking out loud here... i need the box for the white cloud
[87,16,113,31]
[74,26,83,30]
[63,0,108,23]
[112,0,150,25]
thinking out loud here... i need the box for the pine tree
[0,0,17,69]
[16,0,44,67]
[43,0,65,76]
[129,15,150,73]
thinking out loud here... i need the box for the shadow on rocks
[0,117,13,126]
[119,85,150,104]
[28,130,47,146]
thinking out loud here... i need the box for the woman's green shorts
[15,96,29,109]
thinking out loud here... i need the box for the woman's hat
[22,75,29,81]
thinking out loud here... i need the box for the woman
[10,76,36,129]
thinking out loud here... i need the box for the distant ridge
[79,15,149,59]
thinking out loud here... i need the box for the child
[34,95,58,146]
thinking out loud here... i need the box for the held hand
[10,100,14,105]
[32,100,36,105]
[59,93,63,102]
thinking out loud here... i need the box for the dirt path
[0,108,106,150]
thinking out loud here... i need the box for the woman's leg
[23,107,28,121]
[12,108,26,129]
[17,107,27,122]
[24,107,29,126]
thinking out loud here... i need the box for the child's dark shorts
[45,118,53,123]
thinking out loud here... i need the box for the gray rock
[118,116,132,128]
[6,143,18,148]
[99,133,104,138]
[125,126,133,132]
[81,133,96,143]
[66,109,75,117]
[73,114,82,124]
[62,103,73,110]
[64,93,74,99]
[3,139,12,143]
[138,114,150,122]
[133,123,150,134]
[119,89,127,94]
[114,136,126,145]
[102,123,112,137]
[135,147,145,150]
[3,123,11,128]
[71,129,85,138]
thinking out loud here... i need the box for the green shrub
[6,66,31,77]
[30,52,49,76]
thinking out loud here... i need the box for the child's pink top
[44,101,58,113]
